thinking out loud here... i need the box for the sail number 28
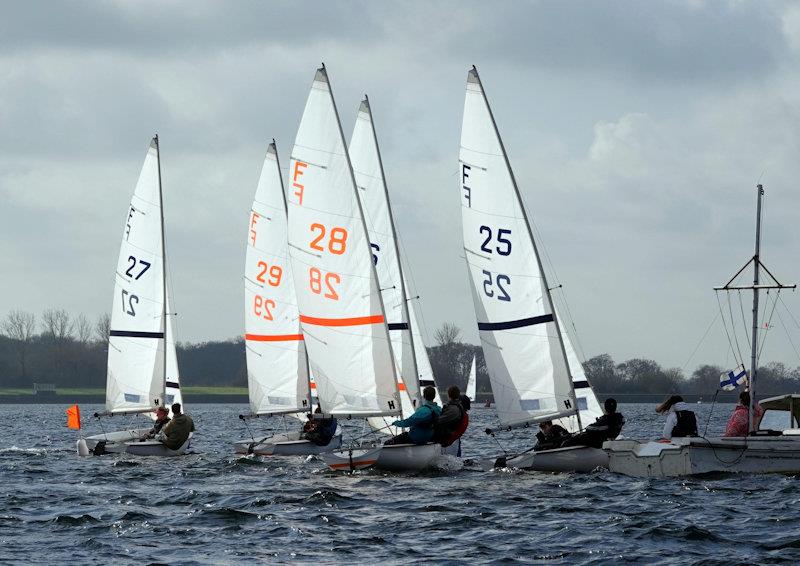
[308,223,347,300]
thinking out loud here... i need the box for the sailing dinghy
[233,141,341,456]
[286,66,441,472]
[83,136,191,457]
[458,67,607,472]
[606,185,800,477]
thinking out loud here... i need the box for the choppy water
[1,402,799,565]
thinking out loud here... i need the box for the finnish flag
[720,366,747,391]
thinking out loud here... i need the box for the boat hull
[321,443,443,472]
[84,429,150,455]
[606,436,800,477]
[233,431,342,456]
[506,445,608,472]
[124,435,192,457]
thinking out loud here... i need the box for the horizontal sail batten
[477,314,554,331]
[110,330,165,339]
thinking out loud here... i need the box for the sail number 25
[479,226,511,301]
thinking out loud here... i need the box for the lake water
[1,402,798,564]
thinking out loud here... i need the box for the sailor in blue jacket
[385,386,442,445]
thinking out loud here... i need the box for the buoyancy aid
[672,410,698,438]
[440,412,469,448]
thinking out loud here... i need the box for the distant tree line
[2,312,799,397]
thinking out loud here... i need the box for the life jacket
[417,404,439,429]
[672,410,698,438]
[440,412,469,448]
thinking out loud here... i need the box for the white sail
[106,138,167,414]
[556,325,604,433]
[287,66,400,418]
[244,142,312,416]
[459,67,577,429]
[350,97,420,407]
[405,286,442,406]
[466,355,477,400]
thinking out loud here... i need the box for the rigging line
[725,292,745,366]
[757,290,780,361]
[736,290,751,352]
[778,294,800,330]
[680,309,721,373]
[774,305,800,366]
[716,292,741,367]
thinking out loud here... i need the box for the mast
[471,66,582,429]
[749,184,763,433]
[272,138,313,408]
[155,134,168,408]
[362,95,422,407]
[319,64,402,414]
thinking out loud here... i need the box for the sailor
[302,406,338,446]
[534,420,571,451]
[724,391,762,437]
[141,406,170,440]
[656,395,697,440]
[561,398,625,449]
[385,386,441,445]
[160,402,195,450]
[434,386,469,448]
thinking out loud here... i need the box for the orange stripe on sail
[398,382,407,391]
[300,314,385,327]
[245,333,304,342]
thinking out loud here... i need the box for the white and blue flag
[720,366,747,391]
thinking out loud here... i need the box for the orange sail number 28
[308,223,348,300]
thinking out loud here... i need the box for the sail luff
[460,66,579,429]
[244,141,311,416]
[354,95,422,406]
[271,139,314,406]
[154,135,168,408]
[470,67,580,428]
[323,70,401,411]
[287,65,400,418]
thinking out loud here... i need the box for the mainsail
[287,66,401,418]
[349,97,421,407]
[466,355,477,400]
[459,67,580,430]
[244,141,312,416]
[106,137,170,414]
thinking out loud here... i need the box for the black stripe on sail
[110,330,165,339]
[419,380,436,387]
[477,314,554,331]
[573,380,590,389]
[165,381,180,389]
[388,322,409,330]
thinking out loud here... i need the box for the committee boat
[83,136,190,457]
[606,184,800,477]
[286,65,442,472]
[232,141,341,457]
[458,66,605,472]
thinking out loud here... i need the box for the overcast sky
[3,1,800,372]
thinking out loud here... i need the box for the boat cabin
[759,394,800,434]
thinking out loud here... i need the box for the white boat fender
[76,438,90,457]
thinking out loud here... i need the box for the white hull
[321,443,443,472]
[84,429,192,457]
[606,436,800,477]
[507,445,609,472]
[85,429,150,454]
[233,431,342,456]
